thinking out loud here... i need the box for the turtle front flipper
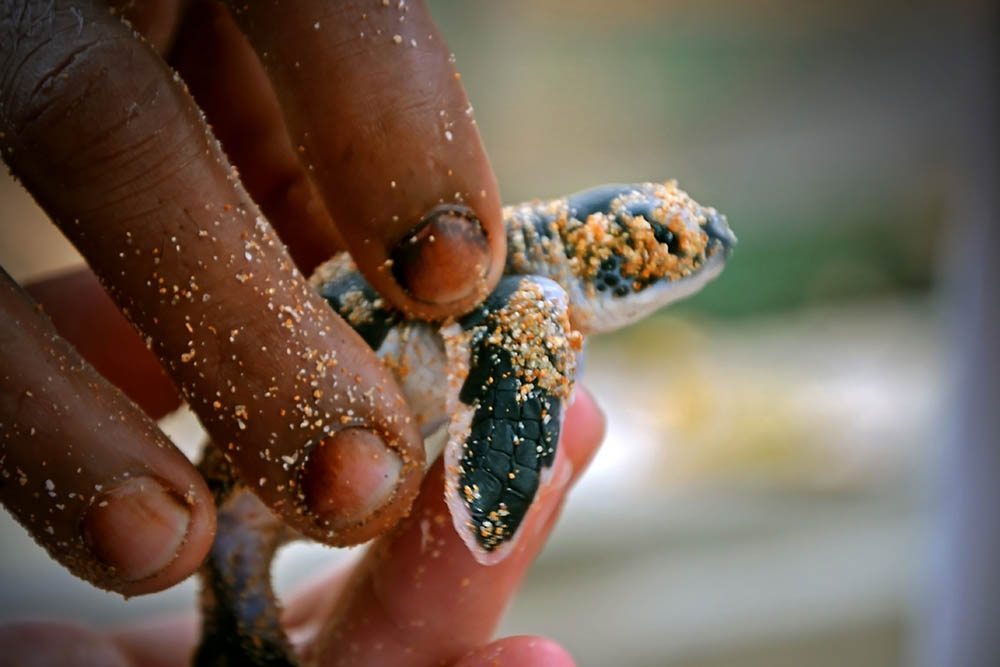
[440,276,582,564]
[195,447,298,667]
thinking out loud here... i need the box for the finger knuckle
[2,3,101,134]
[1,3,203,226]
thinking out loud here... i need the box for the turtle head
[560,181,736,334]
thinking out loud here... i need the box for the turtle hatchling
[194,181,736,665]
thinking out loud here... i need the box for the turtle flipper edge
[441,276,581,564]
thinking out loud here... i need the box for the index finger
[226,0,505,320]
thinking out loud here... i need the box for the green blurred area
[428,0,954,318]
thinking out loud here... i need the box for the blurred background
[1,1,996,665]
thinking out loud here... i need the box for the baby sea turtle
[195,181,736,665]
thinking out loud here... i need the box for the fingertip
[0,269,216,597]
[105,473,216,597]
[452,636,576,667]
[226,0,506,321]
[301,428,402,529]
[299,426,423,545]
[354,192,505,321]
[72,468,217,597]
[390,204,495,307]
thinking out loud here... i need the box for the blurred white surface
[0,298,938,666]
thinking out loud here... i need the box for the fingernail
[301,427,403,530]
[390,205,491,305]
[82,476,190,582]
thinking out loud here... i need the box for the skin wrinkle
[79,142,204,226]
[24,37,102,101]
[18,75,212,252]
[6,47,198,214]
[0,7,54,90]
[78,87,175,168]
[350,88,447,165]
[299,38,449,140]
[72,115,198,206]
[2,27,120,133]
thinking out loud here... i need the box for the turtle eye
[651,223,681,255]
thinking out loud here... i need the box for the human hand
[0,389,606,666]
[0,0,505,596]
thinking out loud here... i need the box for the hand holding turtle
[1,3,735,664]
[0,0,504,596]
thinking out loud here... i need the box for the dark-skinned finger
[308,389,606,667]
[227,0,505,320]
[170,0,344,275]
[0,269,216,595]
[26,268,182,419]
[0,0,424,545]
[105,0,189,56]
[452,636,576,667]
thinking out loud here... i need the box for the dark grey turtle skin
[194,181,736,666]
